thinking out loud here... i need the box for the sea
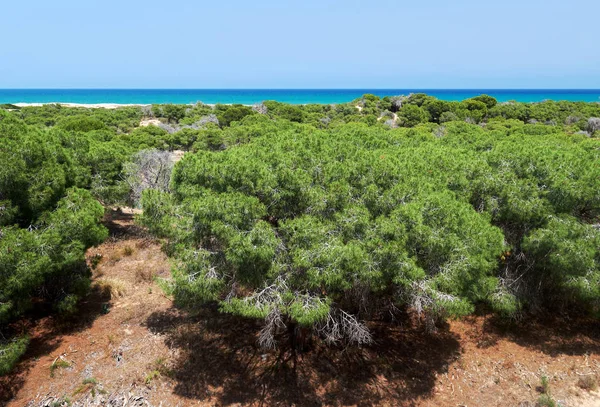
[1,89,600,105]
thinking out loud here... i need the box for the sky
[1,0,599,89]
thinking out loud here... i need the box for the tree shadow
[103,208,146,239]
[145,307,461,406]
[469,313,600,356]
[0,285,111,403]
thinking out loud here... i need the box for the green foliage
[50,358,71,377]
[398,104,429,127]
[57,115,107,132]
[0,188,106,325]
[0,110,115,374]
[471,94,498,109]
[138,190,176,238]
[522,216,600,312]
[0,336,29,376]
[162,104,187,123]
[537,394,556,407]
[215,104,254,127]
[138,96,600,348]
[263,101,304,122]
[537,376,557,407]
[82,377,98,385]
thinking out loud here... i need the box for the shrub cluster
[0,110,110,374]
[139,105,600,348]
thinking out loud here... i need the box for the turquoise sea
[1,89,600,105]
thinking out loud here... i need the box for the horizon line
[2,88,600,91]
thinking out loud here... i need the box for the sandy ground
[139,119,163,127]
[14,103,150,109]
[2,210,600,407]
[12,102,243,109]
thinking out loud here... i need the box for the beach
[13,102,150,109]
[3,89,600,105]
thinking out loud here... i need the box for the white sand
[14,103,150,109]
[139,118,163,127]
[11,102,261,109]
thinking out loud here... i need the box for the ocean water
[1,89,600,105]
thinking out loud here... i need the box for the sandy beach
[13,102,151,109]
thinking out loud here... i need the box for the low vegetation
[576,375,598,391]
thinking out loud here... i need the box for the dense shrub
[0,111,111,374]
[0,188,107,325]
[0,336,29,376]
[398,104,429,126]
[140,112,600,349]
[215,104,254,127]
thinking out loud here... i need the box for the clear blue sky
[1,0,599,88]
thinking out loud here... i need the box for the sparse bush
[82,377,98,385]
[588,117,600,134]
[576,375,598,391]
[144,356,173,384]
[95,278,128,299]
[389,96,406,112]
[135,265,156,283]
[540,376,550,394]
[49,397,72,407]
[73,377,100,396]
[122,245,135,256]
[535,376,557,407]
[157,122,178,134]
[252,103,268,115]
[50,357,71,377]
[383,119,396,128]
[122,149,174,207]
[145,369,161,385]
[565,115,582,125]
[106,253,122,265]
[189,114,219,129]
[90,253,103,269]
[537,394,556,407]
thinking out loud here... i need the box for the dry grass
[134,264,156,283]
[119,305,148,323]
[93,267,105,278]
[577,375,598,391]
[94,278,128,299]
[122,245,135,256]
[135,238,154,249]
[105,253,122,266]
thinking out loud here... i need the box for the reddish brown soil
[1,210,599,407]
